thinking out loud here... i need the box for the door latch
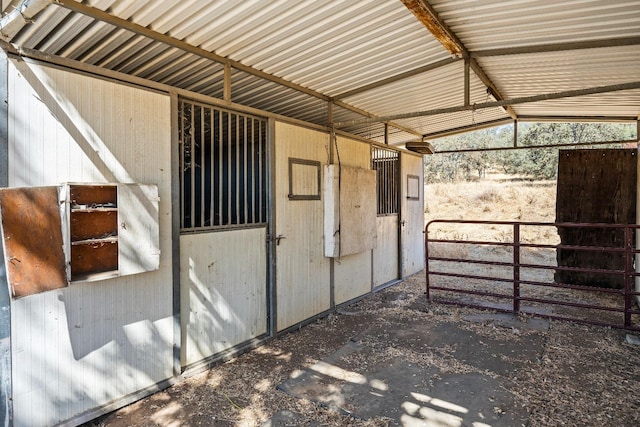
[268,234,286,245]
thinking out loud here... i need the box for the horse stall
[0,54,424,426]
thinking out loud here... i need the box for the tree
[425,122,635,183]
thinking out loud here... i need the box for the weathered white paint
[180,228,267,366]
[339,166,377,256]
[118,184,161,276]
[373,215,399,287]
[8,59,173,427]
[275,121,330,331]
[323,164,340,257]
[401,152,425,277]
[332,136,374,305]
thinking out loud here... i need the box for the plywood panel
[8,60,173,427]
[556,149,637,288]
[275,122,330,331]
[401,153,425,277]
[339,166,377,256]
[0,187,67,298]
[180,228,267,366]
[373,215,399,287]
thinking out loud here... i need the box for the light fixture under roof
[405,140,435,155]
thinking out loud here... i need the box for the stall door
[274,122,330,331]
[178,100,268,366]
[372,146,400,287]
[401,152,425,277]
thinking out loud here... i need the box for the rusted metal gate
[425,219,640,331]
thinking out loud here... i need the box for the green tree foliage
[424,123,635,183]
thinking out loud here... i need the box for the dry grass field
[424,174,558,243]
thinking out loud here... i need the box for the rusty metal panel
[70,240,118,279]
[69,184,117,205]
[70,210,118,241]
[0,187,67,298]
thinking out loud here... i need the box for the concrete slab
[276,320,545,426]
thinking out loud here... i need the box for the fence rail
[425,220,640,330]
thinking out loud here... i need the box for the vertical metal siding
[401,153,425,277]
[180,228,267,366]
[332,136,373,305]
[274,121,330,331]
[7,59,173,427]
[373,216,399,287]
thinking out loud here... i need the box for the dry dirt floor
[87,272,640,427]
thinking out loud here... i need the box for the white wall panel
[275,122,330,330]
[373,215,399,287]
[180,228,267,366]
[332,136,374,304]
[8,59,173,427]
[401,152,425,277]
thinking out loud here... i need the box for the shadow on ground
[275,316,547,426]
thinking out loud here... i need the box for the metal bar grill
[425,219,640,331]
[372,146,400,215]
[179,99,267,232]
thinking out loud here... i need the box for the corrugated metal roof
[431,0,640,51]
[3,0,639,148]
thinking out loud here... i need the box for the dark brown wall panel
[555,149,637,288]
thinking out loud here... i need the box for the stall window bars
[179,99,267,231]
[371,146,399,215]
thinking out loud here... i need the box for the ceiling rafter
[399,0,518,120]
[332,57,460,100]
[472,37,640,58]
[335,81,640,127]
[53,0,421,138]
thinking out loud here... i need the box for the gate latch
[268,234,286,245]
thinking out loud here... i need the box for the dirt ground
[86,272,640,427]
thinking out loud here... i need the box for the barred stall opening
[179,100,268,231]
[371,146,399,215]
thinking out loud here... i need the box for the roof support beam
[422,117,514,140]
[54,0,420,139]
[333,57,459,100]
[516,115,639,123]
[332,99,421,137]
[473,37,640,57]
[400,0,517,119]
[335,81,640,127]
[0,0,52,41]
[55,0,329,102]
[463,59,470,106]
[435,138,638,154]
